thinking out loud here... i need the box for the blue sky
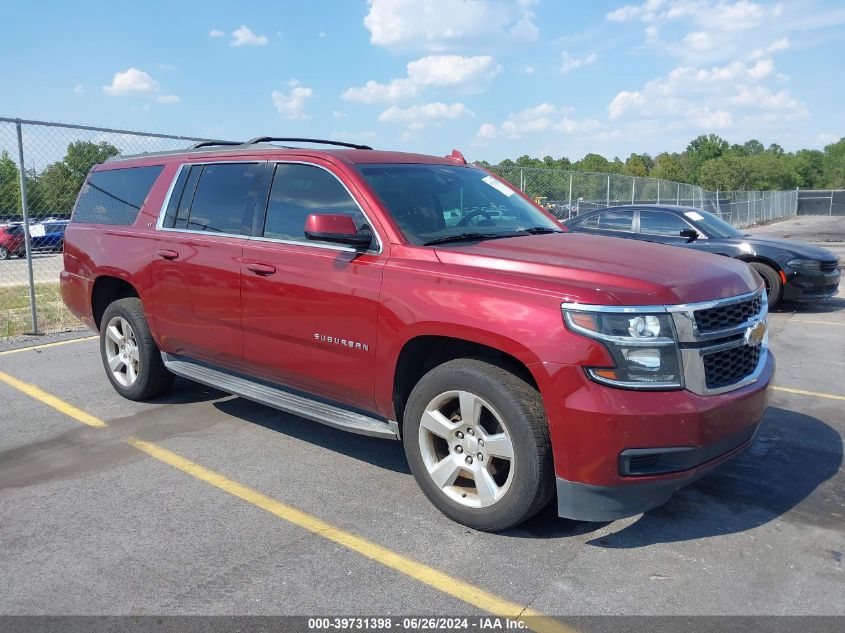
[1,0,844,163]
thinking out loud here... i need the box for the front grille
[695,294,762,333]
[821,261,839,273]
[703,345,761,389]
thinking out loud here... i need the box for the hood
[731,235,839,262]
[434,233,760,306]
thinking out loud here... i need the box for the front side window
[639,210,692,236]
[73,165,163,225]
[184,163,262,234]
[358,164,560,245]
[262,163,367,243]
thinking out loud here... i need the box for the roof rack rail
[189,140,244,149]
[244,137,373,150]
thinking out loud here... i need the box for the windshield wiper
[423,232,524,246]
[518,226,563,234]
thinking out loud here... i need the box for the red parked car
[60,138,773,530]
[0,223,22,259]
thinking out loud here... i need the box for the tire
[99,297,174,401]
[402,358,554,531]
[750,262,782,309]
[0,246,9,260]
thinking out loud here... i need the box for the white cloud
[477,103,599,140]
[231,25,268,47]
[318,31,327,38]
[343,78,418,104]
[333,110,347,118]
[343,54,501,103]
[271,84,314,119]
[209,29,225,38]
[363,0,538,52]
[103,68,160,96]
[750,37,789,59]
[560,51,596,74]
[157,95,181,104]
[523,65,536,75]
[683,30,713,51]
[377,102,474,129]
[607,0,768,30]
[606,57,805,136]
[73,84,85,95]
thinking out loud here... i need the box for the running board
[162,353,399,440]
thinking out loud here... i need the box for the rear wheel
[100,297,174,400]
[0,246,10,260]
[751,262,782,308]
[403,358,554,531]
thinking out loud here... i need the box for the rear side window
[73,165,163,225]
[163,163,262,235]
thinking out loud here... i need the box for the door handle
[157,249,179,260]
[246,263,276,276]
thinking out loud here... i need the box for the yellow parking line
[0,371,573,633]
[0,335,97,357]
[773,385,845,401]
[0,370,107,427]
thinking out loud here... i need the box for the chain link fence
[0,117,220,338]
[0,116,801,339]
[488,166,798,228]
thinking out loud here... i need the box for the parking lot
[1,220,843,626]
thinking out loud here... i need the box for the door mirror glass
[680,228,699,242]
[304,214,373,247]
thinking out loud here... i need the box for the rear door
[240,160,386,410]
[151,161,266,368]
[570,208,636,240]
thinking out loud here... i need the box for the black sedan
[564,204,840,307]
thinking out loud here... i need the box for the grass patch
[0,282,84,337]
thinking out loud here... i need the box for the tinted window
[596,210,633,232]
[185,163,262,234]
[263,163,366,242]
[358,164,559,245]
[639,210,692,236]
[73,165,163,225]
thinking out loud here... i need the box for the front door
[240,161,386,410]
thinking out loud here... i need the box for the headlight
[563,308,683,389]
[786,258,821,272]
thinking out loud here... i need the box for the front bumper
[783,267,840,302]
[532,351,774,522]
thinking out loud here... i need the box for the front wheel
[750,262,782,309]
[403,359,554,531]
[100,297,174,401]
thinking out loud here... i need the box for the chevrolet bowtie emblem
[745,320,767,347]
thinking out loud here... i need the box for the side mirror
[304,213,373,248]
[680,228,699,243]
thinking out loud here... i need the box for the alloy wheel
[104,316,140,387]
[418,390,515,508]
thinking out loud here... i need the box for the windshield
[358,164,561,245]
[685,208,745,238]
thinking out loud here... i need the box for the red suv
[61,138,773,530]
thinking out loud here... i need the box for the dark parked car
[564,204,840,307]
[0,220,68,259]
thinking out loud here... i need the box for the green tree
[686,134,729,178]
[698,155,752,190]
[790,149,825,188]
[623,153,652,177]
[573,153,611,172]
[650,152,689,183]
[0,151,21,218]
[822,138,845,188]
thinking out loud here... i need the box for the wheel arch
[390,333,540,431]
[91,275,139,330]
